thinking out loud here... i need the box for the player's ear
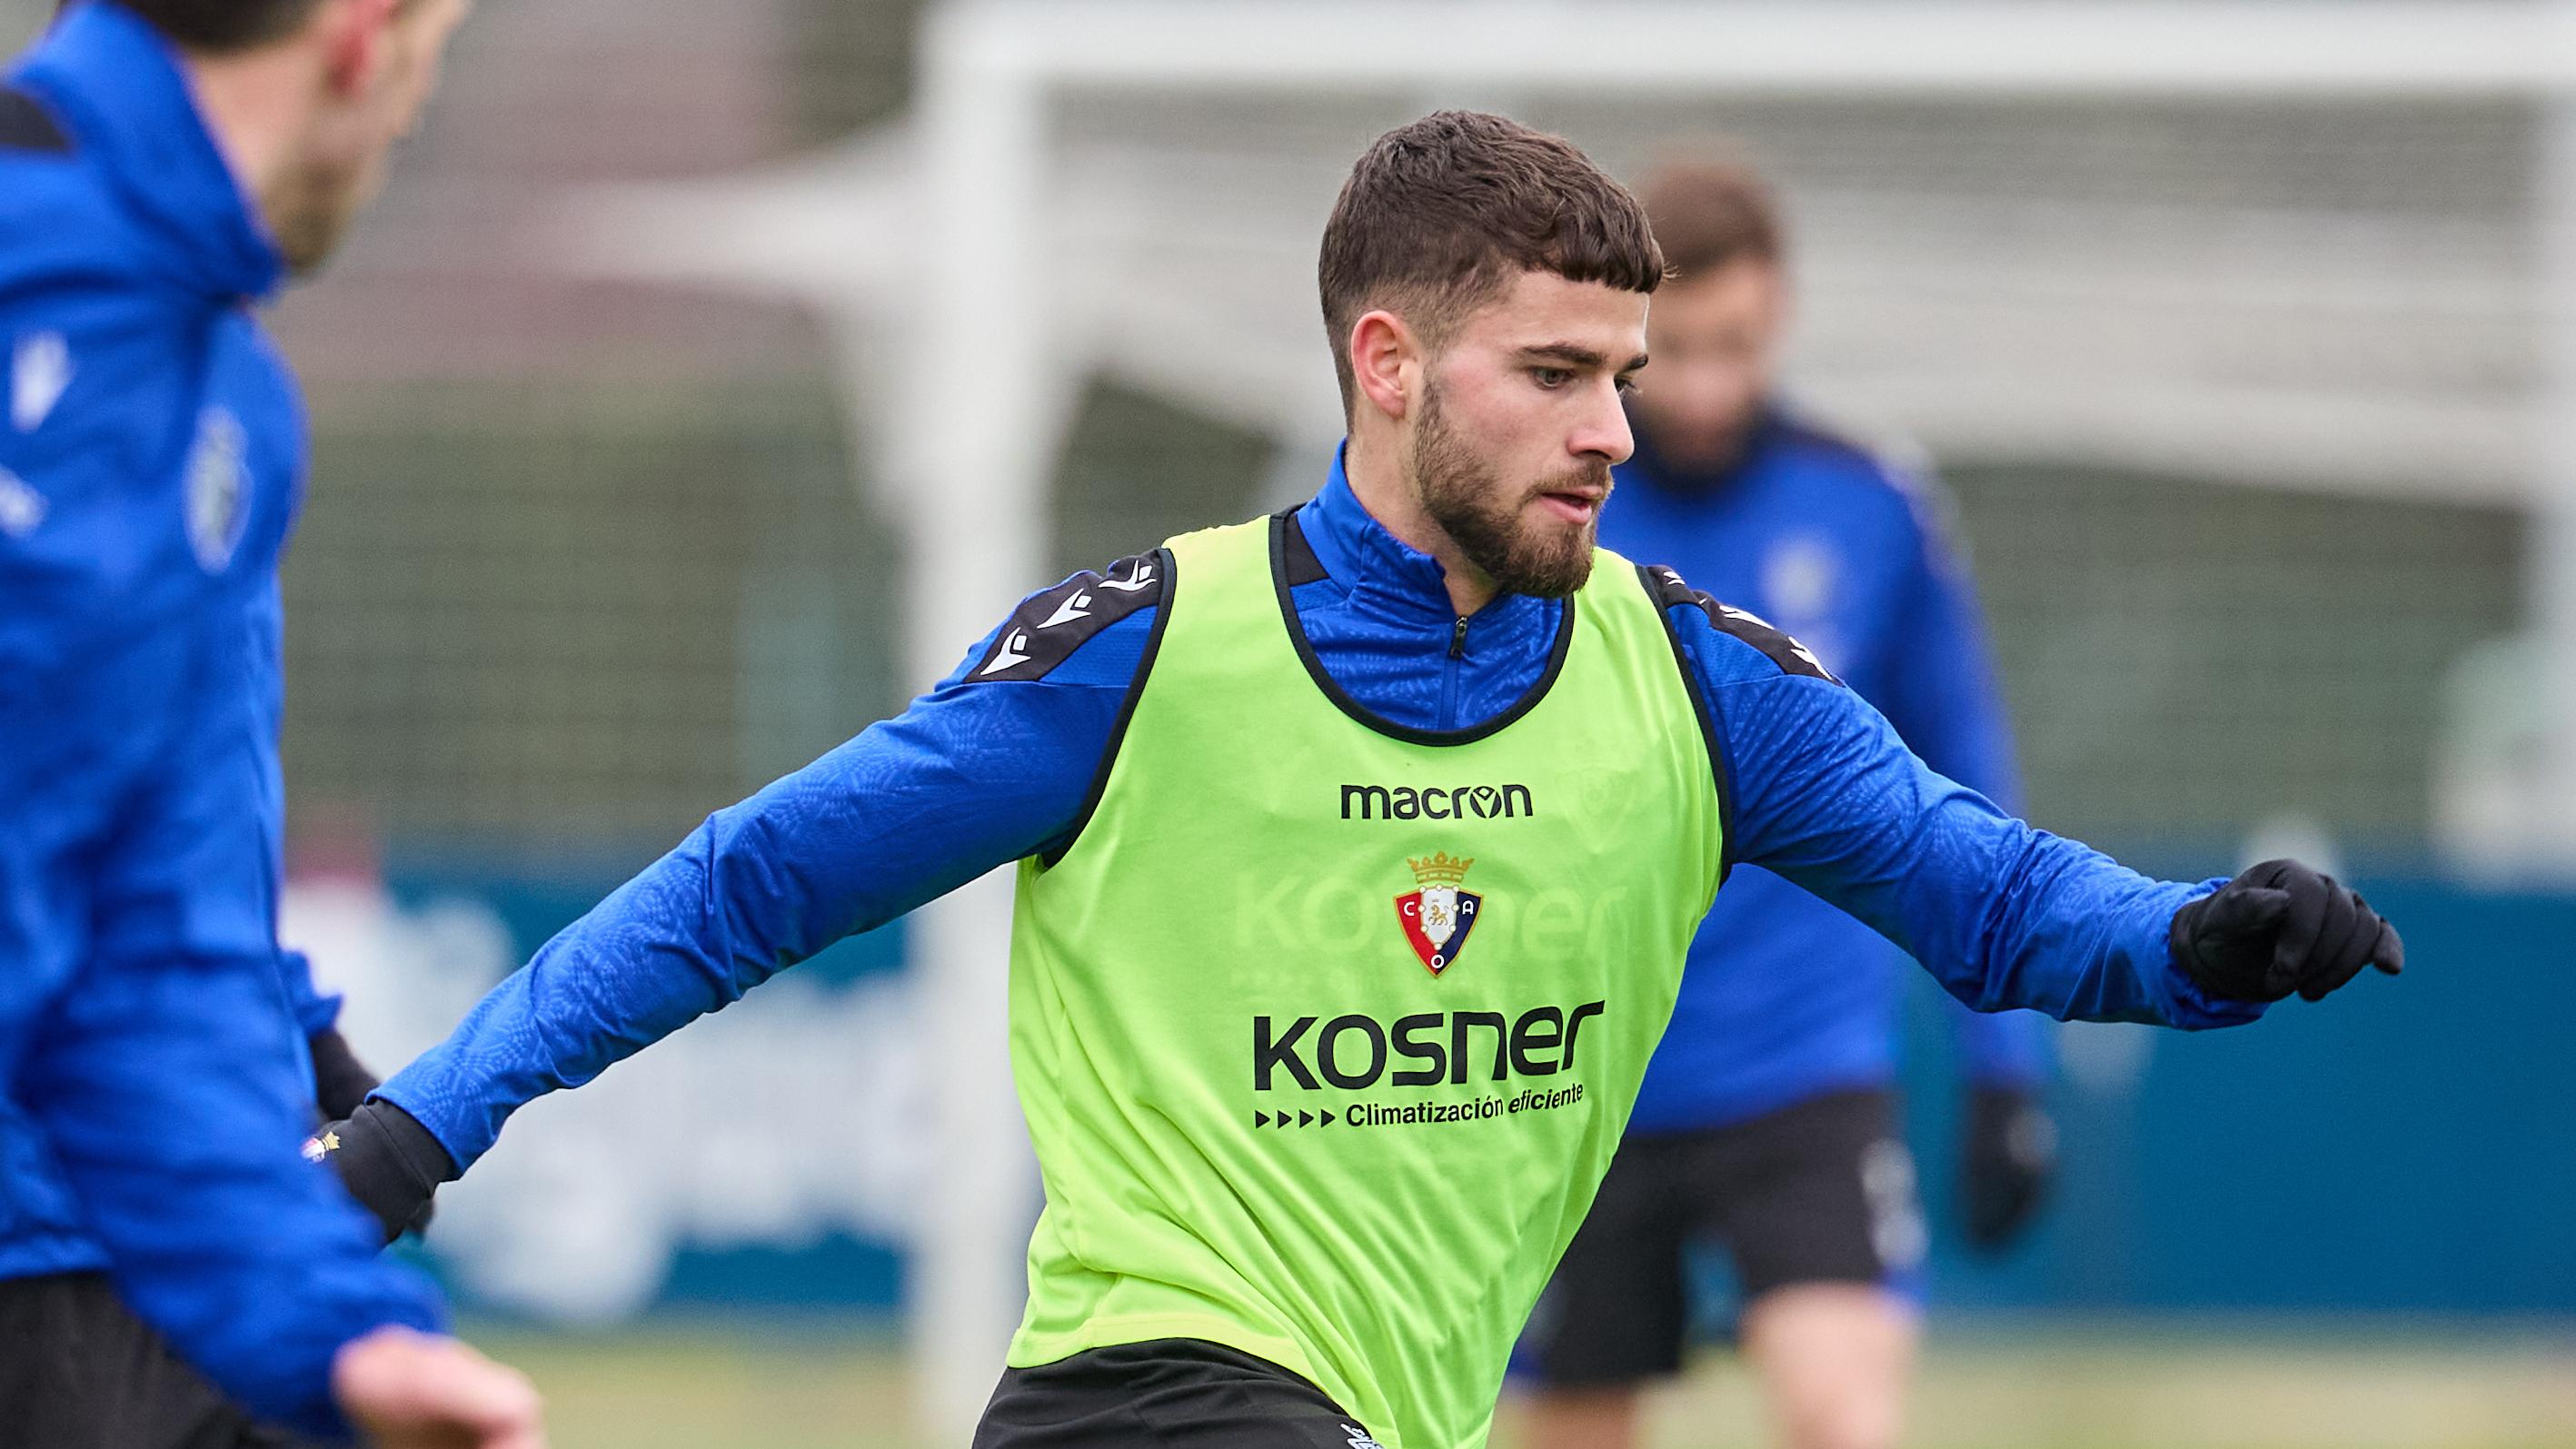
[317,0,402,100]
[1348,309,1420,423]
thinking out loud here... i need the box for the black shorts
[0,1271,313,1449]
[1515,1087,1925,1389]
[974,1339,1388,1449]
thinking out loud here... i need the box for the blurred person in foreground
[1507,158,2052,1449]
[320,112,2400,1449]
[0,2,540,1445]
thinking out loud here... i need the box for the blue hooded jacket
[1,5,443,1436]
[378,451,2260,1176]
[1603,411,2050,1134]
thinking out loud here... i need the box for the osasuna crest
[1395,851,1481,977]
[184,406,250,573]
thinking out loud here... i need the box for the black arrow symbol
[1320,1110,1336,1126]
[1254,1112,1269,1128]
[1298,1111,1315,1127]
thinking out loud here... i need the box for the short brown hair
[61,0,326,52]
[1319,111,1664,417]
[1638,154,1786,281]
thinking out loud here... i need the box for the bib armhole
[1037,545,1179,869]
[1638,562,1736,890]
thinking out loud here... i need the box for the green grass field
[470,1320,2576,1449]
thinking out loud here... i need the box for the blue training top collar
[14,1,284,302]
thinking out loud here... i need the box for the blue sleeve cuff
[371,1073,476,1173]
[2143,878,2269,1030]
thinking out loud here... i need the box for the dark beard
[1408,383,1606,600]
[268,154,377,280]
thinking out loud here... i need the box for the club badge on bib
[1395,852,1482,976]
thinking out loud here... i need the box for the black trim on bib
[1641,563,1737,886]
[1640,563,1842,687]
[1279,511,1330,587]
[1039,547,1177,868]
[1268,511,1576,749]
[0,88,71,156]
[970,551,1166,684]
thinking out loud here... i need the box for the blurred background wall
[3,0,2532,854]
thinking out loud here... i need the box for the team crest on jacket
[1396,851,1481,976]
[184,406,250,572]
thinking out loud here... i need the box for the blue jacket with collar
[1,5,442,1437]
[1602,409,2051,1134]
[379,452,2260,1176]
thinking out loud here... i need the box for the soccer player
[0,3,541,1445]
[1509,158,2048,1449]
[322,112,2401,1449]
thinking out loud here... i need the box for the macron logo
[979,630,1033,676]
[13,332,71,432]
[1039,591,1093,629]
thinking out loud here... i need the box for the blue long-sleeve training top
[1602,410,2051,1135]
[380,450,2261,1173]
[0,5,442,1437]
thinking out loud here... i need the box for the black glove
[1960,1087,2054,1252]
[306,1027,381,1123]
[305,1099,454,1244]
[2170,858,2405,1004]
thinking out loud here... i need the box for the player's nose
[1571,383,1634,464]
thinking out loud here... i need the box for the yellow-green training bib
[1006,513,1724,1449]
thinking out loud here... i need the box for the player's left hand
[1960,1086,2054,1251]
[2168,858,2404,1003]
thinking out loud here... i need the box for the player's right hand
[307,1099,453,1244]
[334,1325,545,1449]
[2167,858,2404,1003]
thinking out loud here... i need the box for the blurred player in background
[0,2,540,1444]
[1509,157,2053,1449]
[319,112,2400,1449]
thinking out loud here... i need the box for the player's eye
[1616,375,1640,397]
[1531,367,1574,390]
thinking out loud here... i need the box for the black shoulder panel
[0,88,71,156]
[1278,508,1329,587]
[1035,548,1178,868]
[968,550,1167,684]
[1640,562,1842,686]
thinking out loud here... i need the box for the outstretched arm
[1661,581,2398,1027]
[363,557,1163,1179]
